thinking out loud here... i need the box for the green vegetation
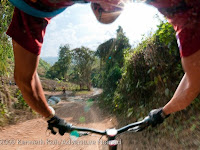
[0,0,14,77]
[113,21,181,115]
[70,47,95,90]
[38,59,51,77]
[13,89,29,109]
[0,0,14,125]
[46,44,72,79]
[94,26,131,104]
[95,21,199,148]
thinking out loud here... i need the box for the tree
[46,44,72,79]
[96,38,115,68]
[71,47,95,90]
[114,26,131,67]
[57,44,72,78]
[94,26,131,93]
[0,0,14,77]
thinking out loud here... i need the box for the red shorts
[7,1,200,57]
[6,8,51,55]
[148,0,200,57]
[169,6,200,57]
[6,0,122,56]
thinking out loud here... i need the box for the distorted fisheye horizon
[41,2,164,57]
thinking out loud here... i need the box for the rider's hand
[148,108,170,127]
[47,115,69,135]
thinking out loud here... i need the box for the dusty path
[0,88,117,150]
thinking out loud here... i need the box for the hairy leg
[13,40,52,118]
[163,50,200,115]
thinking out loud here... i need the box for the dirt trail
[0,88,117,150]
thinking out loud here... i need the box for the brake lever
[128,124,148,132]
[128,116,150,132]
[78,132,89,137]
[128,126,141,132]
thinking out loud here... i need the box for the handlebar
[65,116,150,137]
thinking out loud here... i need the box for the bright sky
[41,2,164,57]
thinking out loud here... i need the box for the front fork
[108,136,118,150]
[106,128,119,150]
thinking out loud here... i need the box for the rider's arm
[7,8,69,135]
[146,0,200,127]
[13,40,53,118]
[13,40,67,135]
[149,50,200,126]
[163,49,200,115]
[7,8,53,118]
